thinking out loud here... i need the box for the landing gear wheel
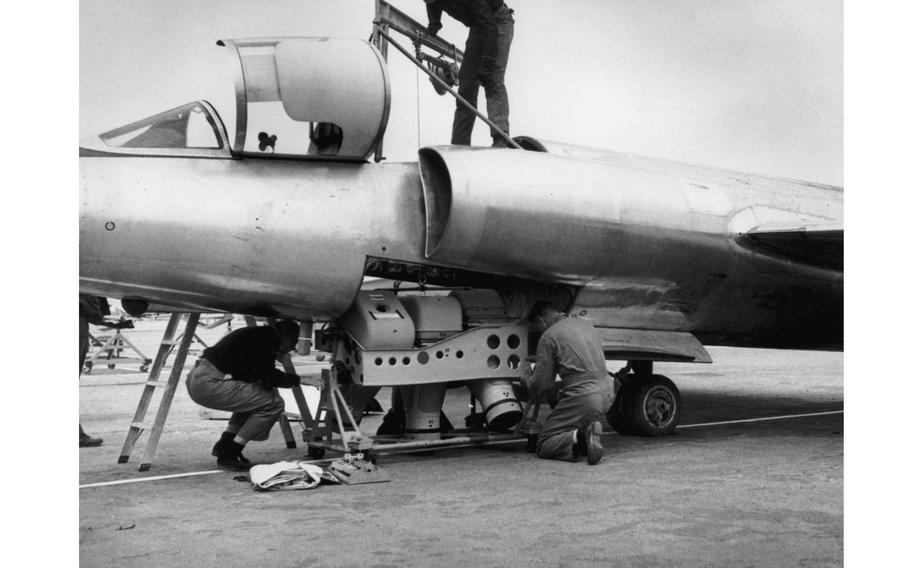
[619,375,680,436]
[525,434,539,453]
[307,446,326,459]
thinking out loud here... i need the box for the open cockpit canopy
[218,37,391,162]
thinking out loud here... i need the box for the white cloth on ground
[249,461,336,491]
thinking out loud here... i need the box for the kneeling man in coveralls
[186,320,324,470]
[522,301,614,465]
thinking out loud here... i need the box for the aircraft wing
[599,329,713,363]
[738,222,843,271]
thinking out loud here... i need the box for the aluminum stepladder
[118,312,201,471]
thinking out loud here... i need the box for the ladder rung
[119,312,204,470]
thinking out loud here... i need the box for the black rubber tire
[307,446,326,459]
[525,434,539,453]
[620,374,681,436]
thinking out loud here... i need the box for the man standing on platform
[424,0,515,147]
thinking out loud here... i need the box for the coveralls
[185,326,299,442]
[528,315,615,461]
[426,0,514,145]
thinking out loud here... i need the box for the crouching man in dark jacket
[186,320,324,470]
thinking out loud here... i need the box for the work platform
[303,368,542,460]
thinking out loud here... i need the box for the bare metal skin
[80,136,841,350]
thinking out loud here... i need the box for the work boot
[216,440,252,471]
[213,433,251,466]
[211,431,234,457]
[571,427,587,459]
[585,421,604,465]
[491,137,510,149]
[79,424,103,447]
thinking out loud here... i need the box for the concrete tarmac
[79,318,843,567]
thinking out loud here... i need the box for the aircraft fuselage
[80,143,842,350]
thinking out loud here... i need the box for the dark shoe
[586,421,604,465]
[216,440,252,470]
[571,427,587,459]
[212,442,249,464]
[211,432,235,457]
[216,454,253,471]
[80,433,103,447]
[491,138,509,148]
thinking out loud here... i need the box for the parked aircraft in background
[79,3,842,443]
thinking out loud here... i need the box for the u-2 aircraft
[79,2,842,442]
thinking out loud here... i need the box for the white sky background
[79,0,843,185]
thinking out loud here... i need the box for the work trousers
[185,359,285,442]
[79,315,90,374]
[452,4,514,145]
[537,374,615,461]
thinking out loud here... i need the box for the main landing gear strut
[606,361,681,437]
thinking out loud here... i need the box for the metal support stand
[294,365,389,484]
[303,368,373,455]
[83,328,152,374]
[305,372,541,457]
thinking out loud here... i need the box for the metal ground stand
[303,366,543,459]
[83,327,153,373]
